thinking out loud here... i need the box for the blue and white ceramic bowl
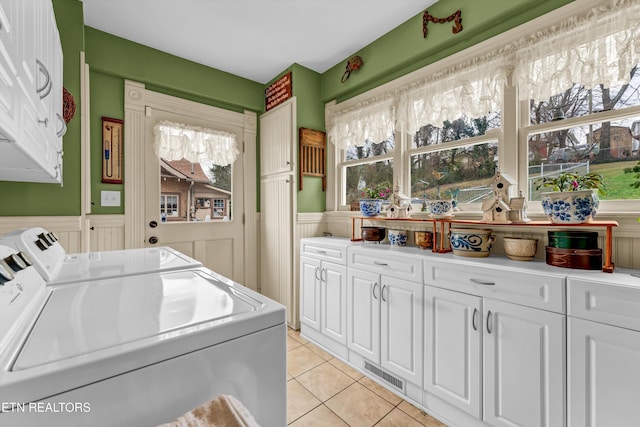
[359,199,383,217]
[541,190,599,224]
[388,229,409,247]
[450,228,495,257]
[428,200,454,219]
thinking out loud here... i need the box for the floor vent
[363,361,404,392]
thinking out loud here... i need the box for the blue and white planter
[541,190,599,224]
[359,199,383,217]
[388,229,409,247]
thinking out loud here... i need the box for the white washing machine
[0,243,286,426]
[0,227,202,284]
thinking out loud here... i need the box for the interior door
[144,107,244,282]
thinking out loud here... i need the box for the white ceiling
[80,0,439,84]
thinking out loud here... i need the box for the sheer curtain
[514,0,640,102]
[153,120,239,166]
[398,55,510,134]
[326,96,396,150]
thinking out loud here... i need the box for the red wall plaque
[265,72,292,111]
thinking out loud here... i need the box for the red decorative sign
[265,72,292,111]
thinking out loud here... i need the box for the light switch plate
[101,190,121,207]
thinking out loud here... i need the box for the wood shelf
[351,216,619,272]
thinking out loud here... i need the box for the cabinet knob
[472,308,478,331]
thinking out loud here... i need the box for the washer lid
[55,247,202,284]
[12,269,261,370]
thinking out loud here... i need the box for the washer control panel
[0,227,65,282]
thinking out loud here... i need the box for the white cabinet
[347,246,423,386]
[483,299,565,427]
[424,257,566,427]
[299,238,350,356]
[567,270,640,427]
[425,286,481,417]
[0,0,64,184]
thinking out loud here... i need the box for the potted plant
[534,171,606,224]
[359,182,392,217]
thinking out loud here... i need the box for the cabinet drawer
[300,237,350,264]
[425,259,565,313]
[348,246,423,283]
[568,271,640,331]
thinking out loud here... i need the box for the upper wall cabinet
[0,0,64,184]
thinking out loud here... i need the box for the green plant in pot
[359,182,392,217]
[534,171,606,224]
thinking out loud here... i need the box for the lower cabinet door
[484,299,565,427]
[347,268,380,363]
[380,275,423,385]
[321,261,347,344]
[569,317,640,427]
[300,256,321,331]
[424,286,482,418]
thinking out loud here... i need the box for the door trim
[123,80,259,289]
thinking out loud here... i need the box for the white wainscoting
[0,216,84,252]
[86,215,125,252]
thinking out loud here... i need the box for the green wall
[0,0,84,216]
[84,27,265,214]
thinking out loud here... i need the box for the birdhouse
[387,185,413,219]
[508,193,531,223]
[482,196,512,223]
[490,171,516,202]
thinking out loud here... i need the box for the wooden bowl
[413,231,433,250]
[361,226,385,242]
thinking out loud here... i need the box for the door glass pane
[160,159,232,222]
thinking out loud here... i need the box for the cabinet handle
[381,285,387,302]
[314,266,321,281]
[373,283,379,299]
[472,308,478,331]
[486,310,493,334]
[56,114,67,137]
[316,249,327,255]
[36,60,52,99]
[470,278,495,286]
[321,268,327,282]
[373,261,388,266]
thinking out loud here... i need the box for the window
[160,195,178,219]
[213,199,225,217]
[327,1,640,213]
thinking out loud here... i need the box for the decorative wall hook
[423,9,463,39]
[341,55,364,83]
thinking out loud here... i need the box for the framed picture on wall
[102,117,124,184]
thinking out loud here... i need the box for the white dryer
[0,244,286,426]
[0,227,202,284]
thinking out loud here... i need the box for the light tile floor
[286,329,448,426]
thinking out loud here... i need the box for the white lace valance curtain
[326,97,395,150]
[153,121,239,166]
[514,0,640,102]
[399,56,510,135]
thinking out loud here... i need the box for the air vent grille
[364,361,404,391]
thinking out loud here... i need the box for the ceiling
[80,0,439,84]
